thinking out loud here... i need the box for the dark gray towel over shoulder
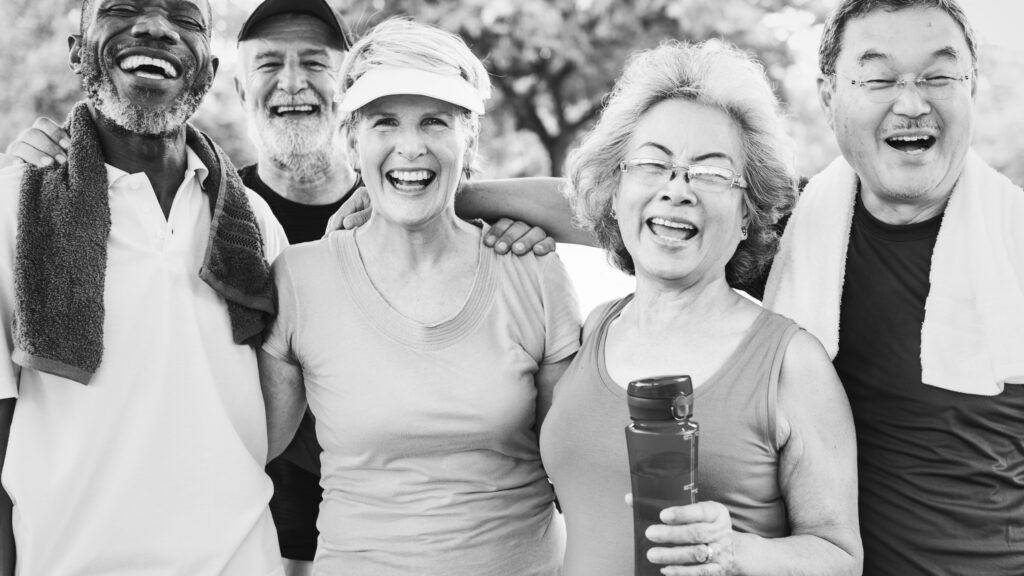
[13,101,276,385]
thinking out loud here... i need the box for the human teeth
[274,105,315,113]
[119,55,177,78]
[390,170,432,182]
[650,217,694,230]
[889,136,930,142]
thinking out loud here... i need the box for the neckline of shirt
[595,295,770,399]
[853,192,944,242]
[333,226,495,350]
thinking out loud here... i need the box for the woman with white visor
[257,18,581,576]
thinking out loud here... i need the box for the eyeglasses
[619,159,747,192]
[829,71,971,103]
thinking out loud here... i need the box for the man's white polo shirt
[0,149,287,575]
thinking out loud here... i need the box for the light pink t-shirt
[263,228,581,576]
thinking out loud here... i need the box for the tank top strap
[766,317,801,453]
[699,310,801,455]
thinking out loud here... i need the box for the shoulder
[237,163,257,183]
[0,163,27,234]
[582,296,628,339]
[0,162,27,196]
[776,327,845,413]
[273,234,337,275]
[244,187,288,261]
[490,245,570,283]
[244,186,274,221]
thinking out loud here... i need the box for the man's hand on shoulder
[324,189,556,256]
[325,186,371,235]
[484,218,555,256]
[5,117,69,168]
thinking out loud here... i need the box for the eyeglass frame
[825,70,972,103]
[618,158,748,191]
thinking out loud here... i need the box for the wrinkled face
[614,98,748,288]
[236,14,344,177]
[349,94,472,230]
[820,7,974,215]
[72,0,218,136]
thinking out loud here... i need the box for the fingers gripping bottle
[625,375,699,576]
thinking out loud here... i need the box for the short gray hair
[565,40,796,285]
[818,0,978,75]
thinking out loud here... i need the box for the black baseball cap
[237,0,351,49]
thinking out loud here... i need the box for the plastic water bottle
[625,375,699,576]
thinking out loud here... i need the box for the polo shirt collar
[103,146,210,191]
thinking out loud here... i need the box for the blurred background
[2,0,1021,310]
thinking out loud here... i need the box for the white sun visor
[336,67,487,115]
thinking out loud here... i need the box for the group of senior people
[2,0,1021,575]
[258,16,860,576]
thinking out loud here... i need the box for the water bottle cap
[626,375,694,420]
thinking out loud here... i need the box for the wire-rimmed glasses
[828,71,971,103]
[618,159,748,192]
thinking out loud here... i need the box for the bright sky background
[964,0,1024,50]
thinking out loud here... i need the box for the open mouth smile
[386,169,437,192]
[885,134,936,155]
[269,103,321,118]
[117,54,180,80]
[648,216,698,243]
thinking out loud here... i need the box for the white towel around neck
[765,151,1024,395]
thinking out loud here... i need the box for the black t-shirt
[240,163,361,560]
[239,164,361,245]
[834,194,1024,576]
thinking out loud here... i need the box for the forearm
[458,178,596,246]
[0,398,15,576]
[733,530,861,576]
[265,390,306,462]
[257,352,307,462]
[277,413,321,475]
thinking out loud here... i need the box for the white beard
[251,113,339,181]
[80,40,209,137]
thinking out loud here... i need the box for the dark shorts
[267,413,323,561]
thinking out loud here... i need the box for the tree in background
[340,0,829,176]
[0,0,1021,185]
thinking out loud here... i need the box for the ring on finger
[703,543,715,564]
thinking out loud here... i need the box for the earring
[740,225,748,240]
[610,207,617,218]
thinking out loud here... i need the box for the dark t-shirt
[241,163,361,560]
[239,164,360,245]
[834,194,1024,575]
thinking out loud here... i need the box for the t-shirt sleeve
[537,253,582,365]
[261,251,300,366]
[0,165,25,399]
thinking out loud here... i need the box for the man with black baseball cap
[235,1,358,574]
[238,0,351,49]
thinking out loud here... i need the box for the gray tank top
[540,296,800,576]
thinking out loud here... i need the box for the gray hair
[565,40,796,285]
[338,17,490,173]
[818,0,978,75]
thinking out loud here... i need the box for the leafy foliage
[1,0,1020,186]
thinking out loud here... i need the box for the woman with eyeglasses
[540,41,862,576]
